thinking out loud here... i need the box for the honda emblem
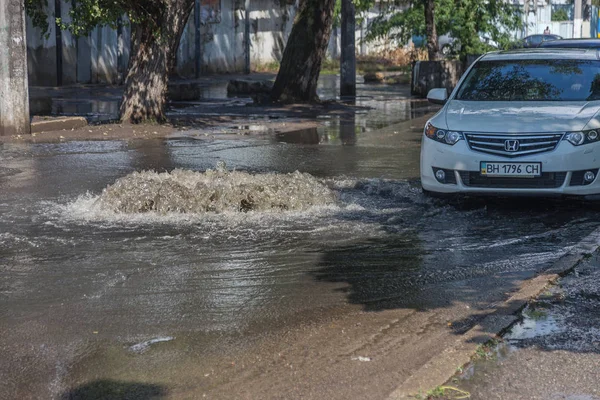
[505,140,520,152]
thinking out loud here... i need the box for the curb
[387,227,600,400]
[31,117,88,134]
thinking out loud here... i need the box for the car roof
[480,48,600,61]
[525,34,562,38]
[539,38,600,48]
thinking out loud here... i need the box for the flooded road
[4,81,600,399]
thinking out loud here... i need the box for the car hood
[445,101,600,133]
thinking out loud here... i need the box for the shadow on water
[61,380,167,400]
[312,233,427,311]
[312,192,600,331]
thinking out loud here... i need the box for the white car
[420,48,600,197]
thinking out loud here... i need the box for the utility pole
[575,0,583,38]
[0,0,30,136]
[244,0,251,75]
[524,1,528,36]
[55,0,63,86]
[340,0,356,98]
[194,0,202,78]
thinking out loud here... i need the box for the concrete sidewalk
[431,250,600,400]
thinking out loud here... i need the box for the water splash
[93,168,337,214]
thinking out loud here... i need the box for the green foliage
[25,0,167,38]
[57,0,126,36]
[366,0,523,58]
[333,0,391,27]
[426,386,446,397]
[551,8,569,21]
[25,0,50,36]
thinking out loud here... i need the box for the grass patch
[252,48,420,82]
[253,61,281,73]
[474,338,501,361]
[524,308,548,320]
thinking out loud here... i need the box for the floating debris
[129,336,175,354]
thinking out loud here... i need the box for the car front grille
[458,171,567,189]
[464,133,564,158]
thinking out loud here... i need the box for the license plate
[480,162,542,178]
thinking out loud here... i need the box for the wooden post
[340,0,356,97]
[0,0,30,136]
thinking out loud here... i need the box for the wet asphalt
[2,77,600,399]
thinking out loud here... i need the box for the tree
[366,0,522,59]
[551,8,569,21]
[339,0,439,60]
[271,0,337,103]
[424,0,438,60]
[26,0,195,123]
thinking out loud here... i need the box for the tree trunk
[271,0,336,103]
[424,0,439,61]
[120,1,194,123]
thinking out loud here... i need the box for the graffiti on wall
[201,0,221,24]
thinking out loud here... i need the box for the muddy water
[5,83,600,398]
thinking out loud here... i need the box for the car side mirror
[427,88,448,105]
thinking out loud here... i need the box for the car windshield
[456,59,600,101]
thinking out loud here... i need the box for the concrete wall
[517,0,592,39]
[26,0,400,86]
[26,0,128,86]
[199,0,246,73]
[248,0,295,65]
[26,7,56,86]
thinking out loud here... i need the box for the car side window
[530,35,543,45]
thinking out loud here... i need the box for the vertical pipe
[194,0,201,78]
[244,0,250,74]
[340,0,356,98]
[55,0,63,86]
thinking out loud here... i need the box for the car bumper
[420,137,600,196]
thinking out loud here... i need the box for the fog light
[584,171,596,182]
[435,169,446,182]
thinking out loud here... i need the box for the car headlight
[425,122,463,145]
[565,129,600,146]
